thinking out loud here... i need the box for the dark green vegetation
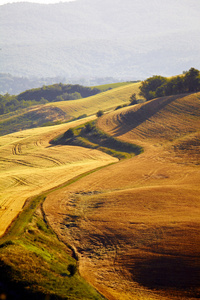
[139,68,200,100]
[51,121,143,160]
[0,83,101,116]
[17,83,101,103]
[0,191,106,299]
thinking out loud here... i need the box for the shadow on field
[130,256,200,290]
[113,94,188,137]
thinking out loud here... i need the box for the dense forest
[139,68,200,100]
[0,83,101,115]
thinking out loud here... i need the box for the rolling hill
[43,92,200,299]
[0,82,141,136]
[0,81,199,299]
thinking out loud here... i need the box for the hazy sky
[0,0,75,5]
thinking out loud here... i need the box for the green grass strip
[51,120,143,159]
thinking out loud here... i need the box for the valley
[0,83,199,299]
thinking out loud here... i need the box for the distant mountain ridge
[0,0,200,81]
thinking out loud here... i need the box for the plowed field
[44,93,200,299]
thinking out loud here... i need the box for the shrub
[63,128,74,139]
[130,93,138,105]
[67,264,77,276]
[84,122,94,133]
[96,110,104,117]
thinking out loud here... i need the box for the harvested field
[0,82,142,136]
[48,82,142,117]
[0,115,117,237]
[44,93,200,299]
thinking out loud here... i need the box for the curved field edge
[0,167,112,299]
[43,93,200,300]
[50,120,143,159]
[0,115,117,238]
[0,115,143,298]
[0,82,142,136]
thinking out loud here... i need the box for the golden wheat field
[0,115,117,237]
[44,93,200,299]
[48,82,142,117]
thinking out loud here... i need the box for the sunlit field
[0,82,142,137]
[48,82,142,117]
[0,116,117,237]
[44,92,200,299]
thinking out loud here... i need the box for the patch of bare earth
[44,93,200,300]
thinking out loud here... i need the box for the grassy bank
[51,120,143,160]
[0,190,106,299]
[0,116,143,299]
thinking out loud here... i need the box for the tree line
[0,83,101,116]
[139,68,200,101]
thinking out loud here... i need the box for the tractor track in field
[0,157,37,168]
[31,153,64,166]
[11,141,64,167]
[12,143,22,155]
[11,176,30,187]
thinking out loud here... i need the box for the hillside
[0,0,200,81]
[43,92,200,299]
[0,82,141,136]
[0,86,199,299]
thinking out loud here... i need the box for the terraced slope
[44,92,200,300]
[0,116,117,237]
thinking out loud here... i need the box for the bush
[84,122,94,133]
[96,110,104,117]
[63,128,74,139]
[67,264,77,276]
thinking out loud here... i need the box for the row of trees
[139,68,200,100]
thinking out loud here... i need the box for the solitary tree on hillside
[96,110,104,117]
[130,93,137,105]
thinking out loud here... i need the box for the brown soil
[44,93,200,300]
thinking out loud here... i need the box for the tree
[139,76,167,100]
[67,264,77,276]
[63,128,74,139]
[184,67,200,92]
[84,122,94,133]
[96,110,104,117]
[130,93,137,105]
[139,69,200,101]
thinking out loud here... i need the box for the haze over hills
[1,0,200,88]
